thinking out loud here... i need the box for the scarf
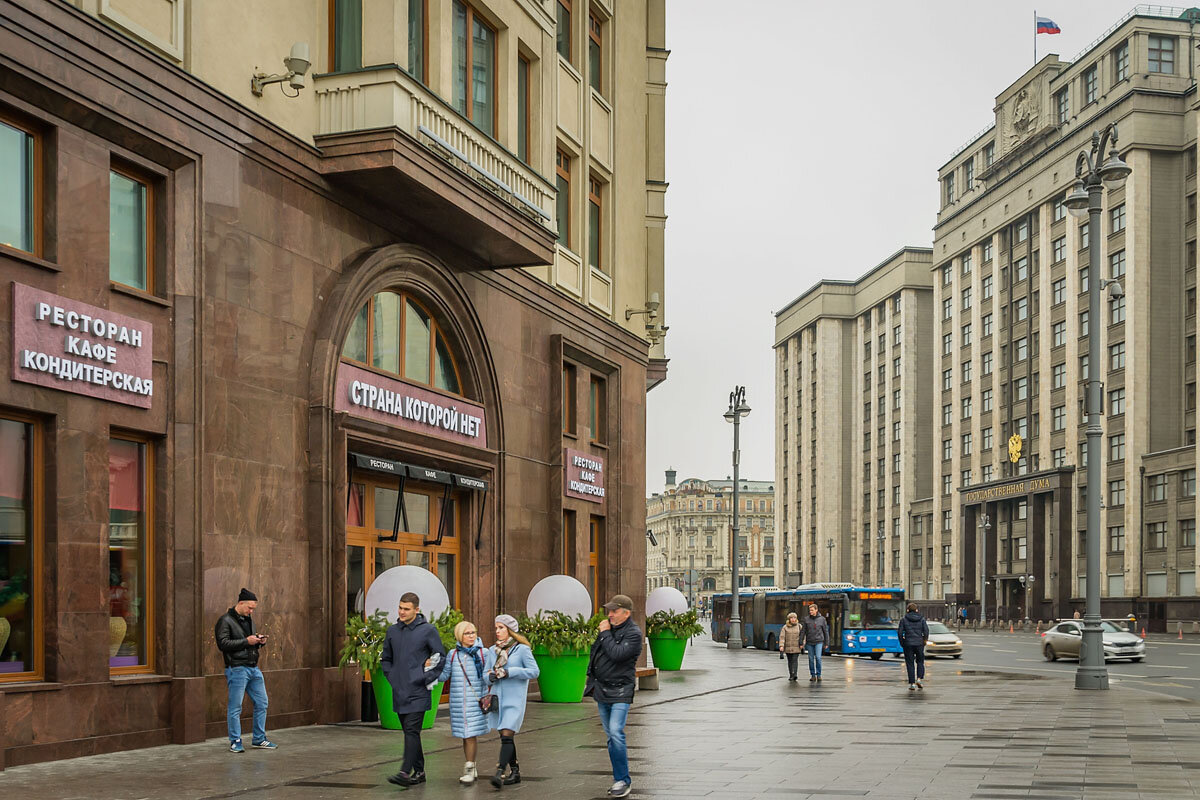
[492,636,517,674]
[456,642,484,682]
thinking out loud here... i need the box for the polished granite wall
[0,0,648,769]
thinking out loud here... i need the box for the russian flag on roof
[1036,16,1061,34]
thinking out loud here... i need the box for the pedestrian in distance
[436,620,495,786]
[1073,610,1082,619]
[585,594,643,799]
[382,592,446,787]
[215,588,276,753]
[778,612,803,681]
[799,603,829,682]
[898,602,930,691]
[486,613,540,789]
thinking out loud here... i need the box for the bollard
[1193,621,1199,634]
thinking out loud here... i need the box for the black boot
[490,767,505,789]
[503,762,521,785]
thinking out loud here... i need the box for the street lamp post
[1064,123,1130,691]
[978,512,991,626]
[826,538,835,582]
[724,386,751,650]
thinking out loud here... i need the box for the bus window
[856,599,903,628]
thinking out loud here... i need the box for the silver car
[1041,620,1145,662]
[925,622,963,658]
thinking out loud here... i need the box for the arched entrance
[306,244,503,663]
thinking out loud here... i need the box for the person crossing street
[898,603,930,691]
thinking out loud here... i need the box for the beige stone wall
[73,0,666,348]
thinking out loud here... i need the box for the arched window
[341,291,462,395]
[702,578,716,592]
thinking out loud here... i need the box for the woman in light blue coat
[485,613,540,789]
[437,620,495,785]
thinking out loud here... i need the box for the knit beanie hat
[238,587,258,602]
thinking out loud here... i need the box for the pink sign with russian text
[564,447,605,504]
[335,361,488,448]
[10,282,154,408]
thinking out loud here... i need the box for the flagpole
[1033,9,1037,65]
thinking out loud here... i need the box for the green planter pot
[369,670,444,730]
[531,647,590,703]
[647,633,688,671]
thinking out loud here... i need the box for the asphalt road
[759,628,1200,703]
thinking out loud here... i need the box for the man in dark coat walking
[381,592,445,786]
[585,594,643,799]
[898,603,930,691]
[214,588,276,753]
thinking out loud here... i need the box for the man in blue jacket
[897,603,930,691]
[382,592,445,786]
[586,594,643,799]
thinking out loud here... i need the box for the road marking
[994,649,1016,653]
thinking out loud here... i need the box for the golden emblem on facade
[1008,433,1023,463]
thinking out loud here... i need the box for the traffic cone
[1009,622,1014,634]
[1179,625,1184,640]
[1140,627,1146,639]
[1035,621,1040,634]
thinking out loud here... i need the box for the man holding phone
[215,588,276,753]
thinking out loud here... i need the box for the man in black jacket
[586,594,643,799]
[381,592,445,787]
[214,588,275,753]
[897,603,930,691]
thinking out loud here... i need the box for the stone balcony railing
[314,67,555,232]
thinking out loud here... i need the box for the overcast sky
[646,0,1143,493]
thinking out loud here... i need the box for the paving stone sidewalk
[1,636,1198,800]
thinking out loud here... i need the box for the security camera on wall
[251,42,311,97]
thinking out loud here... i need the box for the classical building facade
[773,249,934,591]
[0,0,667,767]
[773,7,1199,627]
[933,9,1197,625]
[646,470,775,609]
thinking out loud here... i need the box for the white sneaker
[459,762,477,785]
[609,781,632,798]
[908,683,916,691]
[916,680,923,689]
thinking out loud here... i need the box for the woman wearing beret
[486,613,540,789]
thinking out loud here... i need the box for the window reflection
[0,418,33,676]
[109,438,148,669]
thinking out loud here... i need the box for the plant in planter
[518,610,603,703]
[338,610,397,728]
[645,608,704,671]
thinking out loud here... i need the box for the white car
[1041,620,1145,662]
[925,622,962,658]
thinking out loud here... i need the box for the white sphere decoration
[646,587,688,617]
[364,565,450,624]
[526,574,593,619]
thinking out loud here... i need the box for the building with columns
[933,8,1197,624]
[647,470,775,609]
[774,7,1199,627]
[773,248,934,592]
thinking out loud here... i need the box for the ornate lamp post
[1063,123,1130,690]
[723,386,750,649]
[826,538,835,582]
[979,512,991,626]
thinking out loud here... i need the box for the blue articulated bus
[711,584,905,658]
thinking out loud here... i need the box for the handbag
[456,651,496,714]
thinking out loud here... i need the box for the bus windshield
[848,599,904,629]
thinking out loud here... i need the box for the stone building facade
[774,7,1200,627]
[0,0,667,768]
[773,248,934,591]
[646,470,775,609]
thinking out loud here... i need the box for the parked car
[1041,620,1145,662]
[925,622,962,658]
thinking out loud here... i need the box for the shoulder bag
[456,651,496,714]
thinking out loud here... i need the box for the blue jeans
[225,666,268,743]
[596,701,631,784]
[806,643,823,676]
